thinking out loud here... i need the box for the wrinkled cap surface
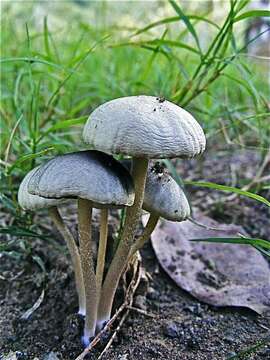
[122,160,190,221]
[83,95,206,159]
[18,167,65,210]
[28,151,135,207]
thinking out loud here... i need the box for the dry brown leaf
[149,212,270,314]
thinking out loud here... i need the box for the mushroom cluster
[18,95,206,346]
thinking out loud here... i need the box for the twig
[20,289,45,320]
[97,309,130,360]
[127,306,155,318]
[10,269,25,281]
[188,217,232,232]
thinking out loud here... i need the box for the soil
[1,147,270,360]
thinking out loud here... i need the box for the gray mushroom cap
[27,151,135,208]
[83,95,206,159]
[18,167,65,211]
[122,160,190,221]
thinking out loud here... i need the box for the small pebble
[117,355,128,360]
[43,352,60,360]
[226,351,237,358]
[183,303,203,316]
[163,321,179,338]
[224,335,235,344]
[186,337,200,350]
[147,286,159,300]
[6,335,17,343]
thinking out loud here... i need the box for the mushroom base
[78,307,86,317]
[96,316,110,333]
[81,330,95,348]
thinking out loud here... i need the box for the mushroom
[27,150,135,345]
[18,167,85,315]
[83,95,206,328]
[121,160,191,256]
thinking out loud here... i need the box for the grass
[0,1,269,254]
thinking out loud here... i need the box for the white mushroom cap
[144,163,190,221]
[83,95,206,159]
[121,160,190,221]
[27,151,135,208]
[18,167,65,211]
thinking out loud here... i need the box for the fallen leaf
[149,212,270,314]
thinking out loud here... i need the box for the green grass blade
[169,0,202,54]
[253,245,270,258]
[47,35,110,107]
[234,10,270,22]
[163,159,184,187]
[37,116,87,142]
[0,227,51,240]
[235,0,250,13]
[143,39,200,54]
[140,29,168,82]
[8,147,54,173]
[0,57,70,72]
[113,39,200,55]
[132,15,220,37]
[222,73,258,107]
[4,114,24,171]
[43,16,53,60]
[184,181,270,207]
[190,237,270,249]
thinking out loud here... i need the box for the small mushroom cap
[144,164,190,221]
[18,167,65,211]
[83,95,206,159]
[122,160,190,221]
[28,151,135,208]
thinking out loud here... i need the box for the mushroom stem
[97,157,148,329]
[48,206,86,316]
[129,213,159,258]
[96,208,108,300]
[77,199,97,346]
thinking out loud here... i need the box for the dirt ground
[1,147,270,360]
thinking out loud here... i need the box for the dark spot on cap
[168,264,177,273]
[174,210,178,213]
[157,96,166,103]
[177,250,185,256]
[151,161,165,175]
[153,108,156,112]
